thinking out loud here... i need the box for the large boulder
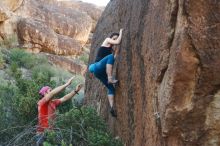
[17,18,83,55]
[0,0,23,11]
[47,54,86,75]
[15,0,92,55]
[40,0,103,32]
[0,0,102,56]
[0,1,17,39]
[0,6,11,22]
[85,0,220,146]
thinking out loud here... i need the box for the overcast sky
[80,0,110,6]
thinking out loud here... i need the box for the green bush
[0,48,123,146]
[43,107,123,146]
[8,48,37,69]
[0,50,5,68]
[0,83,21,143]
[79,53,89,65]
[32,64,55,84]
[87,128,115,146]
[0,35,18,49]
[0,49,73,144]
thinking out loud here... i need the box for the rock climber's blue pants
[89,54,115,95]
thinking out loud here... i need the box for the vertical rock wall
[85,0,220,146]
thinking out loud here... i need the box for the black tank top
[95,46,113,62]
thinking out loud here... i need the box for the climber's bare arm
[102,29,123,46]
[60,84,83,103]
[44,77,74,101]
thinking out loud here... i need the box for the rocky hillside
[0,0,102,74]
[85,0,220,146]
[0,0,102,54]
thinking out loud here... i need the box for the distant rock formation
[0,0,102,55]
[17,18,84,55]
[85,0,220,146]
[47,54,86,75]
[0,6,10,22]
[0,0,23,11]
[40,0,103,32]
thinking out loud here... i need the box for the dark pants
[94,72,115,95]
[89,54,115,95]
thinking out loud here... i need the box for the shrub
[0,49,73,144]
[32,64,55,85]
[0,83,21,143]
[0,50,5,68]
[8,48,37,69]
[79,53,89,65]
[44,107,123,146]
[0,35,18,49]
[0,48,123,146]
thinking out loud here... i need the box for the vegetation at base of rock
[0,51,4,68]
[0,35,18,49]
[43,107,122,146]
[0,48,122,146]
[79,53,89,65]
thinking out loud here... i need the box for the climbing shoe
[110,107,117,117]
[108,76,119,84]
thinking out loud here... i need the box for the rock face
[40,0,103,32]
[47,54,86,75]
[0,6,11,22]
[0,0,23,11]
[0,0,102,55]
[85,0,220,146]
[17,18,83,55]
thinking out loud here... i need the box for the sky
[80,0,110,6]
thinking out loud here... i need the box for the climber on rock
[88,29,123,117]
[89,54,119,117]
[95,28,123,62]
[36,77,83,146]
